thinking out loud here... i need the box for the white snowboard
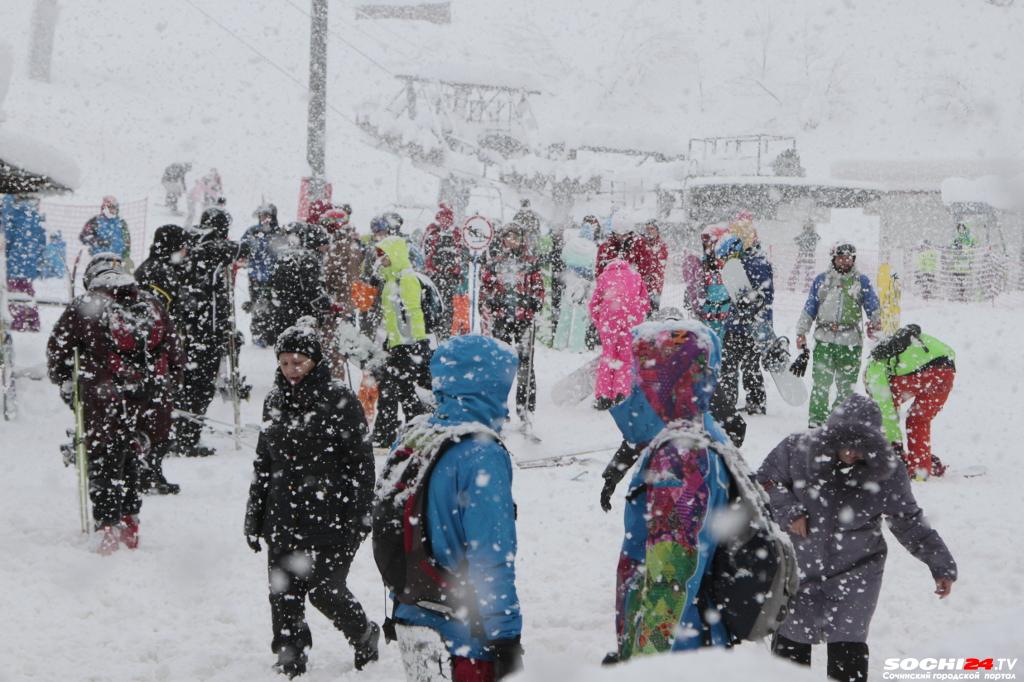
[720,258,808,406]
[550,356,599,406]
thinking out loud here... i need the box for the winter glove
[789,347,810,377]
[59,380,74,407]
[600,440,643,512]
[245,534,262,553]
[891,441,907,464]
[486,637,523,680]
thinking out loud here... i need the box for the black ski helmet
[199,207,233,239]
[830,242,856,259]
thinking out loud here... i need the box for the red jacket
[480,249,545,324]
[422,222,466,284]
[638,235,668,295]
[48,286,183,400]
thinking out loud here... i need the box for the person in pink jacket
[589,258,650,410]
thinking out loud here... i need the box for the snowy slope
[2,284,1022,681]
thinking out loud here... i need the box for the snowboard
[720,259,808,406]
[550,356,600,406]
[761,336,809,406]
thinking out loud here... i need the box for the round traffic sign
[462,215,494,254]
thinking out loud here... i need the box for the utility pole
[28,0,60,83]
[307,0,328,202]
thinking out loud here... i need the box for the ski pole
[72,350,90,534]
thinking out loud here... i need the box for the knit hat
[729,214,758,250]
[150,224,189,259]
[274,317,323,363]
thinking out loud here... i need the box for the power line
[279,0,400,75]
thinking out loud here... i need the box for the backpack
[401,269,445,334]
[371,419,503,632]
[869,323,922,361]
[105,297,162,385]
[703,438,800,642]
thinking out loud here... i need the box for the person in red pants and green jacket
[864,324,955,480]
[796,243,881,428]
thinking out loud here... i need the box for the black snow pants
[710,327,764,446]
[171,331,224,450]
[267,541,370,659]
[491,317,537,415]
[371,341,431,447]
[83,385,144,528]
[772,634,869,682]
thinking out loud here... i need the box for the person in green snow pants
[796,243,881,428]
[809,342,863,426]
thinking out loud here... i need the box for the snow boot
[273,646,307,678]
[593,396,615,411]
[183,444,216,458]
[96,525,120,556]
[745,403,766,416]
[119,514,140,549]
[353,621,380,671]
[601,651,621,666]
[930,455,947,478]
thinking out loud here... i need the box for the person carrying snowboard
[796,242,881,428]
[244,320,379,678]
[708,224,773,447]
[372,334,524,682]
[863,324,956,480]
[480,223,545,422]
[757,394,957,682]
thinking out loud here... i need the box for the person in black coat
[133,224,192,494]
[244,320,380,678]
[169,208,240,457]
[265,221,331,345]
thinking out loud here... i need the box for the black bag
[400,269,445,334]
[869,323,922,361]
[704,440,800,641]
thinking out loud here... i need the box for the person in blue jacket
[2,194,46,331]
[600,319,733,661]
[80,195,131,263]
[709,226,774,446]
[39,231,68,279]
[240,202,281,346]
[385,334,523,682]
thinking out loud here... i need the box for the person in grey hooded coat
[756,394,957,682]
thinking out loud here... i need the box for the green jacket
[377,236,427,348]
[864,333,955,442]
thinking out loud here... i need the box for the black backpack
[400,269,445,334]
[704,439,800,642]
[869,323,922,361]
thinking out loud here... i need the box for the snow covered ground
[2,0,1024,679]
[2,283,1022,681]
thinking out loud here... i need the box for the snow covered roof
[398,64,543,93]
[941,174,1024,210]
[830,158,1024,192]
[661,175,884,192]
[0,129,81,194]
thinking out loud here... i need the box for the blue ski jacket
[2,195,46,279]
[394,335,522,660]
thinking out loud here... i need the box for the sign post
[461,215,494,334]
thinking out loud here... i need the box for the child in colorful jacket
[796,243,880,427]
[863,324,956,480]
[589,258,650,409]
[606,320,733,660]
